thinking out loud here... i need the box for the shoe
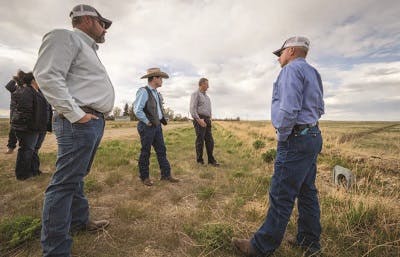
[197,160,205,165]
[232,238,267,257]
[208,161,220,167]
[160,176,180,183]
[142,178,154,186]
[287,235,322,257]
[33,170,44,176]
[86,219,110,232]
[5,148,14,154]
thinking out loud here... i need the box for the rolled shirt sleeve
[33,29,85,123]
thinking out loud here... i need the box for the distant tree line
[105,103,189,121]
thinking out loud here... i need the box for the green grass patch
[95,140,137,169]
[199,171,215,180]
[261,149,276,163]
[114,202,147,222]
[197,186,216,200]
[0,216,41,249]
[104,172,123,187]
[345,202,379,232]
[84,177,102,193]
[252,140,266,150]
[184,223,233,251]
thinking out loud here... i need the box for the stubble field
[0,119,399,257]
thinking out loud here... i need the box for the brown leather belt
[58,106,104,119]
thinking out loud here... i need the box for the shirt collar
[198,89,206,95]
[73,28,99,50]
[292,57,306,63]
[147,85,157,92]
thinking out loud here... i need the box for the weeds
[345,202,379,232]
[84,177,102,193]
[0,216,41,249]
[197,186,216,200]
[104,172,123,186]
[261,149,276,163]
[114,202,147,222]
[184,223,233,251]
[252,140,266,150]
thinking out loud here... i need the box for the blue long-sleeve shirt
[271,58,324,141]
[133,85,163,124]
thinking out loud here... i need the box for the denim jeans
[15,130,46,180]
[41,114,104,257]
[193,117,216,163]
[137,121,171,180]
[251,126,322,255]
[7,127,18,149]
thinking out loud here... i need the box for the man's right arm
[275,65,303,141]
[133,88,150,125]
[189,92,200,120]
[33,30,85,123]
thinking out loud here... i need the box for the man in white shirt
[33,4,114,257]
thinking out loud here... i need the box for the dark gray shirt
[190,90,211,119]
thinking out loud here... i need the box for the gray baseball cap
[273,36,310,57]
[69,4,112,29]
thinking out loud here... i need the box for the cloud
[323,62,400,120]
[0,0,399,120]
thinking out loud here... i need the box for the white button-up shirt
[33,28,115,122]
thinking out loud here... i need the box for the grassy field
[0,119,399,257]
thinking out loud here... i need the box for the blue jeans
[137,121,171,180]
[251,126,322,255]
[41,114,104,257]
[15,130,46,180]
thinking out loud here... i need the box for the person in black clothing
[4,73,21,154]
[10,70,52,180]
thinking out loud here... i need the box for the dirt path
[0,122,192,159]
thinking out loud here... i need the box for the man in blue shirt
[134,68,179,186]
[233,36,324,257]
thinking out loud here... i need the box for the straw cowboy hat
[140,68,169,79]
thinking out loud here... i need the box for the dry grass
[0,120,399,257]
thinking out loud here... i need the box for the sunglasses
[92,17,105,29]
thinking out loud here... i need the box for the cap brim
[96,10,112,29]
[99,17,112,29]
[273,48,283,57]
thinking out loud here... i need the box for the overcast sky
[0,0,399,120]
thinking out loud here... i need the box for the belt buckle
[300,127,309,135]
